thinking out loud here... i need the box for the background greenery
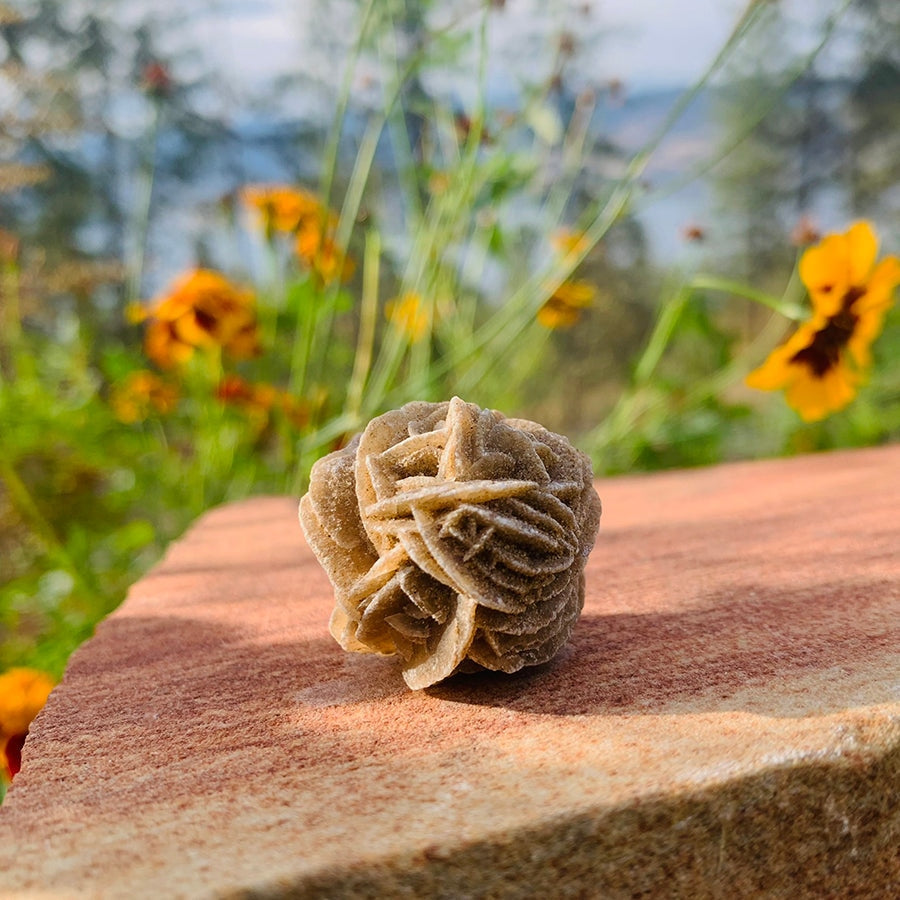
[0,0,898,683]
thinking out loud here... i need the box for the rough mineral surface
[1,445,899,898]
[299,397,601,689]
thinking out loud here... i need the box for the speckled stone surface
[1,445,898,898]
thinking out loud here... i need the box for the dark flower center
[193,307,218,333]
[790,286,864,378]
[3,731,26,779]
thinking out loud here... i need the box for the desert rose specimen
[300,397,601,689]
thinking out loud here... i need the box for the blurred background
[0,0,898,679]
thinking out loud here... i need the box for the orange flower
[240,184,321,236]
[295,217,354,286]
[278,393,310,430]
[143,269,260,368]
[143,319,195,368]
[0,228,19,264]
[216,376,310,431]
[385,292,430,341]
[746,221,900,422]
[0,668,54,780]
[216,374,278,411]
[111,371,179,423]
[220,320,263,360]
[216,373,258,406]
[537,280,596,329]
[242,183,355,285]
[216,374,274,429]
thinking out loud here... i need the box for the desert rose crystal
[299,397,601,689]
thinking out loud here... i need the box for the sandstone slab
[1,445,898,897]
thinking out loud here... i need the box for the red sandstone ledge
[1,445,899,898]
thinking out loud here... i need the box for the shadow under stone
[427,577,898,718]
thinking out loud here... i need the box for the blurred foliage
[0,0,898,707]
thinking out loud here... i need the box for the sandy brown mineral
[299,397,601,689]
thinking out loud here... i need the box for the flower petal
[823,365,858,411]
[745,320,820,391]
[844,220,879,287]
[785,373,831,422]
[745,352,794,391]
[846,304,888,369]
[785,364,858,422]
[800,233,851,316]
[855,255,900,315]
[0,668,54,737]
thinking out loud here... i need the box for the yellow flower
[143,269,260,368]
[110,371,179,424]
[240,184,321,236]
[537,279,597,329]
[279,392,310,430]
[550,228,590,260]
[385,292,430,341]
[0,668,54,780]
[799,221,898,318]
[124,301,149,324]
[428,171,451,196]
[746,221,900,422]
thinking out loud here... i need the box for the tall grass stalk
[287,0,823,483]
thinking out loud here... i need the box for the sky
[97,0,858,277]
[180,0,753,103]
[139,0,851,130]
[490,0,749,90]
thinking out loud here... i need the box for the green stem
[126,100,161,305]
[446,1,773,401]
[684,310,788,406]
[588,309,789,463]
[345,229,381,420]
[295,0,456,401]
[689,275,806,320]
[632,285,693,385]
[288,277,319,399]
[583,283,691,452]
[297,0,494,406]
[584,255,806,461]
[634,1,764,173]
[0,456,95,597]
[361,313,408,417]
[318,0,379,213]
[381,24,425,237]
[545,0,770,282]
[400,11,491,397]
[257,240,285,378]
[300,115,385,397]
[541,82,598,230]
[448,177,634,398]
[0,260,22,380]
[638,0,852,208]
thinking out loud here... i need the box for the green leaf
[526,103,563,146]
[111,520,157,555]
